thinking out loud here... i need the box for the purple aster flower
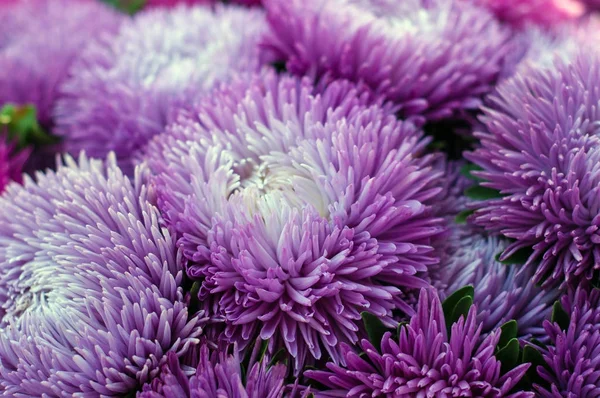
[262,0,511,123]
[54,4,267,173]
[473,0,585,28]
[536,288,600,397]
[139,342,287,397]
[306,288,533,397]
[438,229,558,342]
[144,71,445,371]
[0,135,28,193]
[0,0,122,126]
[0,154,203,396]
[466,49,600,287]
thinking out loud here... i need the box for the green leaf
[187,281,201,315]
[0,104,58,149]
[447,296,473,332]
[396,321,409,339]
[521,344,548,388]
[442,285,474,320]
[495,246,533,265]
[455,209,474,224]
[100,0,146,14]
[496,338,520,374]
[551,301,570,331]
[268,348,288,368]
[498,320,518,348]
[464,185,502,201]
[460,164,484,181]
[361,312,389,348]
[258,338,270,362]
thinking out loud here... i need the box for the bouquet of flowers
[1,0,600,396]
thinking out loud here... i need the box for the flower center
[231,155,328,219]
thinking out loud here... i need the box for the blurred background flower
[0,0,122,127]
[54,3,268,173]
[263,0,512,125]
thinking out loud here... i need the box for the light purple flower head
[139,342,287,398]
[466,49,600,287]
[0,135,28,193]
[54,4,267,173]
[306,288,533,397]
[0,0,122,126]
[536,288,600,397]
[0,154,203,396]
[262,0,511,123]
[144,71,445,371]
[438,229,558,342]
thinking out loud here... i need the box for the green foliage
[361,312,388,349]
[495,246,534,265]
[0,104,58,149]
[551,301,570,331]
[101,0,146,14]
[455,209,474,224]
[442,286,474,332]
[460,163,484,181]
[464,185,502,200]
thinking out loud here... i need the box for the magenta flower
[144,71,445,371]
[263,0,511,123]
[54,3,267,172]
[0,0,122,126]
[0,154,203,396]
[307,288,533,397]
[536,288,600,397]
[139,343,287,398]
[473,0,585,28]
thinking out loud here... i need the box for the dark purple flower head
[0,0,122,126]
[466,49,600,287]
[536,288,600,397]
[139,342,287,398]
[0,154,203,396]
[0,135,28,193]
[438,229,558,341]
[307,288,533,397]
[263,0,511,123]
[54,4,267,172]
[144,71,445,371]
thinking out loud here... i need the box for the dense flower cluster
[55,3,267,171]
[0,0,122,126]
[1,0,600,396]
[439,229,558,341]
[140,343,287,397]
[145,70,445,371]
[307,288,533,397]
